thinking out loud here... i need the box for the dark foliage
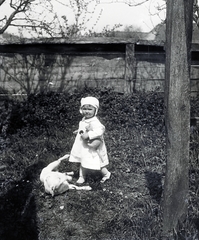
[191,94,199,117]
[4,88,165,136]
[0,87,199,239]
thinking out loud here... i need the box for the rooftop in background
[0,23,198,47]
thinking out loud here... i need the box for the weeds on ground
[0,88,199,239]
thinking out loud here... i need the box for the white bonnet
[80,96,99,115]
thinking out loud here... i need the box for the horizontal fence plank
[0,42,199,95]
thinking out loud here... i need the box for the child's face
[81,104,96,119]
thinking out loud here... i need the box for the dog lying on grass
[40,154,92,196]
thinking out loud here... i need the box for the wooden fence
[0,38,198,96]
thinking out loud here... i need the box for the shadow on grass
[193,218,199,233]
[0,161,44,240]
[145,171,163,204]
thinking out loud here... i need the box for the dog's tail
[69,184,92,191]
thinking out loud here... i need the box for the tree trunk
[162,0,193,237]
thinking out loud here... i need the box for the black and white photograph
[0,0,199,239]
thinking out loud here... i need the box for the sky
[1,0,166,37]
[84,0,166,32]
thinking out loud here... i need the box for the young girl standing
[69,96,111,184]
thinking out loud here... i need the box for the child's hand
[73,130,78,134]
[80,132,89,140]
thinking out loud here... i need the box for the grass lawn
[0,88,199,240]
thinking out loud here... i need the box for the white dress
[69,116,109,170]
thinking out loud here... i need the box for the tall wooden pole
[162,0,193,237]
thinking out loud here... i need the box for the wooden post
[125,43,136,93]
[162,0,193,237]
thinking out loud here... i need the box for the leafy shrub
[5,88,165,134]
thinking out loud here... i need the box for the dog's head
[44,172,72,196]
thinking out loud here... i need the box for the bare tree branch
[98,0,149,7]
[0,0,102,37]
[0,0,168,37]
[0,0,34,33]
